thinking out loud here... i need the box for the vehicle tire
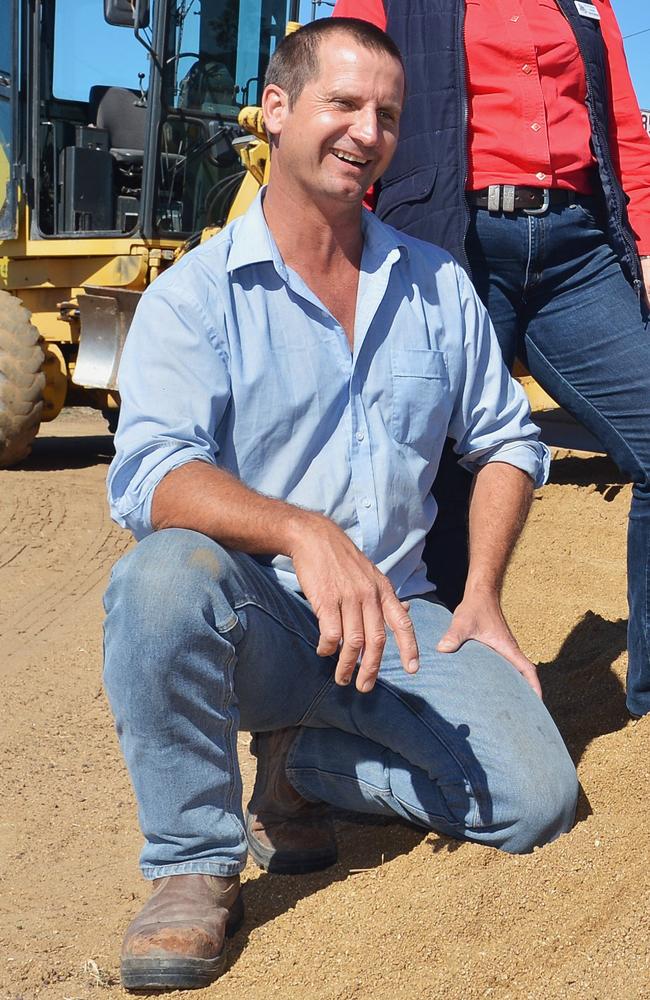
[0,291,46,467]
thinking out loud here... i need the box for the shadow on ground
[548,453,627,492]
[14,432,115,471]
[230,819,422,965]
[537,611,628,766]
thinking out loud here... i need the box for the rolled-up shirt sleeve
[107,281,231,538]
[447,265,550,487]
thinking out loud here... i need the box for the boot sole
[120,893,244,992]
[245,813,338,874]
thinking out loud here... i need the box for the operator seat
[89,86,146,163]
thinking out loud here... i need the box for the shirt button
[510,14,519,21]
[522,64,532,74]
[531,122,541,132]
[536,171,547,181]
[355,430,365,442]
[362,498,372,509]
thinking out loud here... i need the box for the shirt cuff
[460,439,551,488]
[109,450,216,538]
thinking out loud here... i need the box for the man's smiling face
[264,34,404,209]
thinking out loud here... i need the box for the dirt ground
[1,408,648,1000]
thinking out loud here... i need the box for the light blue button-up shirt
[108,192,549,598]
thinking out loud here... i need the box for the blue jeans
[427,199,650,716]
[103,528,578,877]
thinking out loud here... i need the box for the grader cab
[0,0,286,464]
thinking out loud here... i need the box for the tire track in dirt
[0,471,131,667]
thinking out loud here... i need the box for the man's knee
[105,528,239,630]
[493,749,579,854]
[103,529,242,700]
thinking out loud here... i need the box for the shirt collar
[225,187,409,277]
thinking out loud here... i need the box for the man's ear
[262,84,290,140]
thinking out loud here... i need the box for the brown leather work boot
[245,727,338,874]
[120,873,243,992]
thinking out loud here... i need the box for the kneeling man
[104,17,578,992]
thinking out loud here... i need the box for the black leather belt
[467,185,577,214]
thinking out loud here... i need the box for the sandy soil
[1,409,648,1000]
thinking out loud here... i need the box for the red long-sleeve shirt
[332,0,650,252]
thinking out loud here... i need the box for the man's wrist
[280,506,330,558]
[462,574,502,602]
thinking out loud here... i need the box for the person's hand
[289,513,419,693]
[436,590,542,697]
[641,257,650,312]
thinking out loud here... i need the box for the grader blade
[74,287,141,390]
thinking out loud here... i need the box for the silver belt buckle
[487,184,501,213]
[523,188,551,215]
[502,184,516,213]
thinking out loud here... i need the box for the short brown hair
[264,18,404,109]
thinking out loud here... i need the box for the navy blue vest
[376,0,641,287]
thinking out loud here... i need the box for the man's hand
[289,514,419,693]
[641,257,650,311]
[437,590,542,697]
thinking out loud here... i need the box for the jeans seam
[229,598,337,728]
[290,676,485,828]
[297,677,337,727]
[524,215,533,294]
[222,647,246,845]
[230,597,321,652]
[216,612,242,635]
[524,336,647,482]
[287,766,469,831]
[368,677,484,827]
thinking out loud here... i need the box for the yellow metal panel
[16,288,75,343]
[0,206,182,260]
[0,253,149,291]
[518,374,559,414]
[225,168,265,225]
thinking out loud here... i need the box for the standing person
[104,18,577,993]
[333,0,650,718]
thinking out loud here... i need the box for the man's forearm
[151,459,314,557]
[464,461,534,597]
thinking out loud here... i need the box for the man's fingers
[382,589,419,675]
[316,603,342,658]
[336,602,365,685]
[436,606,543,698]
[516,659,542,698]
[355,602,387,693]
[436,626,464,653]
[494,641,543,699]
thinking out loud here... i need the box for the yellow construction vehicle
[0,0,597,465]
[0,0,284,465]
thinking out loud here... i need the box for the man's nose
[349,108,380,147]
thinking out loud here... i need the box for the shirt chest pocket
[391,348,449,453]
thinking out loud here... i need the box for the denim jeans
[103,528,578,877]
[426,198,650,717]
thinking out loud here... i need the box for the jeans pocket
[571,198,603,230]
